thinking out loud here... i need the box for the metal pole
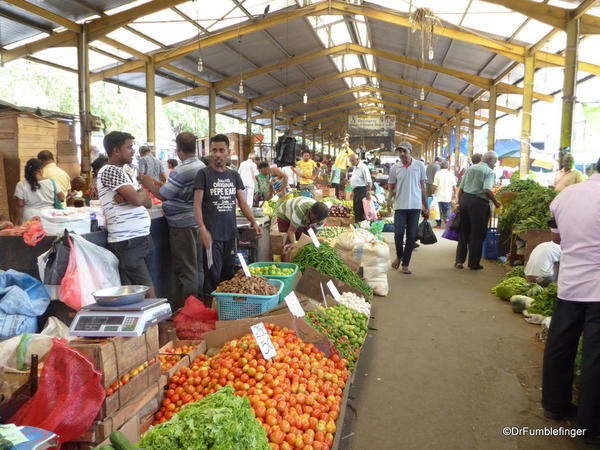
[468,102,475,158]
[487,84,497,152]
[520,54,535,179]
[270,110,276,162]
[77,23,91,185]
[208,87,216,137]
[246,102,253,159]
[145,57,156,149]
[560,19,580,155]
[454,119,461,170]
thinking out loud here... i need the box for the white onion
[337,292,371,315]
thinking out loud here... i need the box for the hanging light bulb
[413,99,418,107]
[420,88,425,100]
[411,112,415,120]
[238,80,244,95]
[303,92,308,104]
[303,112,307,121]
[318,122,322,130]
[197,56,203,73]
[428,45,434,60]
[279,104,283,112]
[408,122,411,128]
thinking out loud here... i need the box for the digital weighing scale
[69,298,172,337]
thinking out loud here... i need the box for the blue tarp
[0,270,50,339]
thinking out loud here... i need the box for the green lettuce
[138,386,269,450]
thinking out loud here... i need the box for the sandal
[401,266,412,275]
[454,263,464,269]
[391,259,400,270]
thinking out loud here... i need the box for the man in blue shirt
[387,142,429,274]
[140,132,205,309]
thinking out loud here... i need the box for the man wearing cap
[387,142,429,275]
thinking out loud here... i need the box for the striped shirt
[159,157,205,228]
[98,164,151,243]
[277,197,322,229]
[139,154,164,181]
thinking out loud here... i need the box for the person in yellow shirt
[552,153,584,192]
[294,150,318,197]
[38,150,71,207]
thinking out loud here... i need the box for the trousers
[393,209,421,267]
[203,239,237,295]
[169,227,203,311]
[352,186,368,223]
[455,193,490,269]
[543,299,600,436]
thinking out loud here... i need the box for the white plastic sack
[429,196,440,220]
[335,229,375,261]
[523,309,548,325]
[0,317,72,372]
[60,234,121,309]
[359,240,390,296]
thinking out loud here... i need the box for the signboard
[348,114,396,136]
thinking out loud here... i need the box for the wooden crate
[68,325,159,389]
[100,360,160,419]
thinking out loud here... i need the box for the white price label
[326,280,342,302]
[237,252,251,277]
[284,292,305,317]
[307,228,320,247]
[250,323,277,360]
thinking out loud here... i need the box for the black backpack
[274,135,297,166]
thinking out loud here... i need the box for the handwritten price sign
[250,323,277,360]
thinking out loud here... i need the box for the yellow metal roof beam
[479,0,600,34]
[5,0,81,32]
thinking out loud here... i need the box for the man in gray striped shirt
[140,132,205,310]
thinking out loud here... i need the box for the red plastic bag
[9,338,105,445]
[59,238,82,310]
[23,223,47,246]
[174,296,218,339]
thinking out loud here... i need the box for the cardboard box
[270,231,288,256]
[68,325,159,388]
[314,189,323,200]
[204,312,336,358]
[158,340,206,385]
[322,187,336,198]
[295,267,367,301]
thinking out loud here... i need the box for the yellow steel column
[208,87,216,137]
[246,102,253,159]
[487,84,497,152]
[77,23,91,184]
[145,57,156,148]
[560,19,580,153]
[468,102,475,158]
[520,54,535,179]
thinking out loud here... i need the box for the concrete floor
[339,231,583,450]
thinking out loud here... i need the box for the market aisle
[341,231,581,450]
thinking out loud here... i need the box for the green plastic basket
[213,279,283,320]
[248,262,299,300]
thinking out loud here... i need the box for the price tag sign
[250,323,277,360]
[307,228,320,247]
[237,252,251,277]
[326,280,342,302]
[284,292,305,317]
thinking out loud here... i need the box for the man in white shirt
[98,131,154,297]
[432,160,456,228]
[349,154,372,223]
[524,241,561,286]
[238,153,259,207]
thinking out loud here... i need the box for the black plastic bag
[417,220,437,245]
[42,231,71,285]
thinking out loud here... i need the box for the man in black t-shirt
[194,134,262,294]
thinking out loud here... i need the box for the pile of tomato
[158,344,198,371]
[154,323,348,450]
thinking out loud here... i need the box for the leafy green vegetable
[497,179,540,194]
[138,386,269,450]
[491,276,530,300]
[499,185,557,233]
[527,283,558,316]
[503,266,525,280]
[292,242,374,300]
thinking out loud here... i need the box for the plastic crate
[383,223,395,232]
[483,227,500,259]
[248,262,299,300]
[213,279,284,320]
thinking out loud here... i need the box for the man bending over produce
[277,196,329,246]
[542,157,600,446]
[524,241,561,286]
[194,134,261,294]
